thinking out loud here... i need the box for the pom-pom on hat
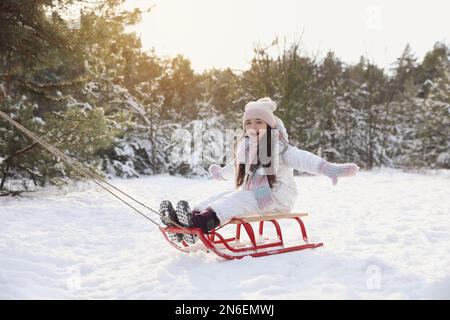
[243,97,277,129]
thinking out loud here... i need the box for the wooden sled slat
[229,212,308,223]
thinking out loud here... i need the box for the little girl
[160,97,359,244]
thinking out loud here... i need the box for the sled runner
[160,212,323,260]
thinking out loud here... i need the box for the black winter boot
[175,200,198,244]
[192,210,220,233]
[159,200,183,243]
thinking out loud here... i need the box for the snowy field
[1,168,449,299]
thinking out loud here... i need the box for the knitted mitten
[208,164,226,180]
[319,160,359,185]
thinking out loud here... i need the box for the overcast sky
[125,0,449,72]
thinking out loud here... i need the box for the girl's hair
[234,124,288,189]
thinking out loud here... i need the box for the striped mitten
[208,164,226,180]
[319,160,359,186]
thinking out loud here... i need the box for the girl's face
[245,118,267,140]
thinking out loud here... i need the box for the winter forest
[0,0,449,194]
[1,0,450,301]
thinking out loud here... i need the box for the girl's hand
[208,164,226,181]
[319,161,359,186]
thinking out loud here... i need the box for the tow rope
[0,110,183,228]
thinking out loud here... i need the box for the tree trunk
[0,142,38,190]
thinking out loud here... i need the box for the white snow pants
[192,189,295,225]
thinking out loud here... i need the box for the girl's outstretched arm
[282,146,326,174]
[282,145,359,185]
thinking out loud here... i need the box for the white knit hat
[273,115,289,143]
[243,97,277,128]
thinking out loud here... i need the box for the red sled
[160,212,323,260]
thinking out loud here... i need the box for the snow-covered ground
[1,168,449,299]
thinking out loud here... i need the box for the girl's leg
[192,191,234,213]
[177,190,295,236]
[205,190,272,225]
